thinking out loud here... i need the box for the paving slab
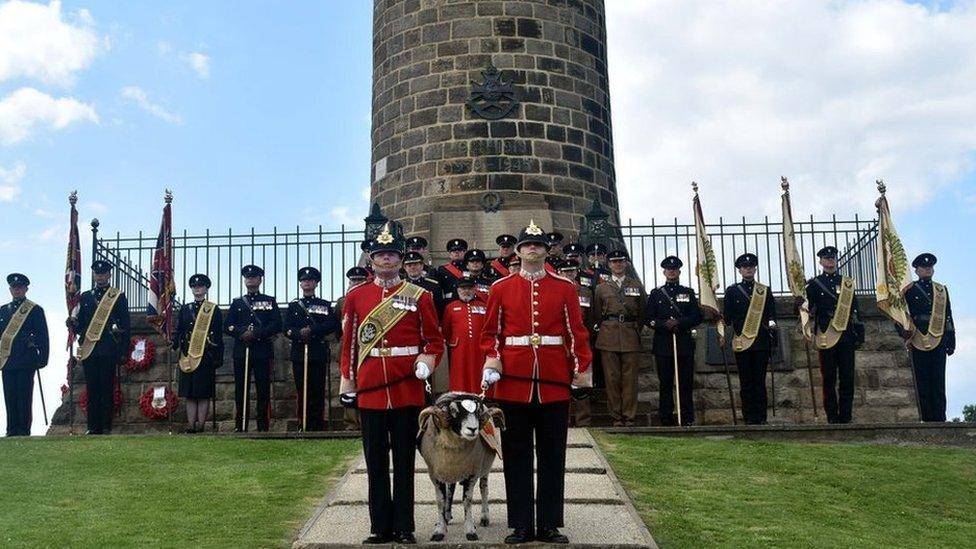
[294,429,656,548]
[351,447,604,474]
[332,471,623,505]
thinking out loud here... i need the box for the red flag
[147,191,175,336]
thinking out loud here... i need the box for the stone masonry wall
[370,0,618,242]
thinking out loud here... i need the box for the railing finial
[91,218,100,229]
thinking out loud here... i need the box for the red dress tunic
[339,280,444,409]
[480,270,592,403]
[441,296,489,394]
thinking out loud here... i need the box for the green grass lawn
[0,436,358,548]
[597,434,976,549]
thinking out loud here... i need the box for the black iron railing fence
[621,214,878,295]
[92,215,878,312]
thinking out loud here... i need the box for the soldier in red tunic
[441,277,488,394]
[339,225,444,545]
[480,221,592,545]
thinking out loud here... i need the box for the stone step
[333,471,624,506]
[295,503,654,548]
[351,447,605,475]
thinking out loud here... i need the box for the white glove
[415,362,431,380]
[482,368,501,387]
[768,320,778,329]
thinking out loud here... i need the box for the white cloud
[121,86,182,125]
[38,223,64,241]
[606,1,976,220]
[0,0,102,86]
[330,206,361,226]
[0,161,26,201]
[182,52,210,79]
[0,87,97,144]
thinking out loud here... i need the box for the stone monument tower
[370,0,618,254]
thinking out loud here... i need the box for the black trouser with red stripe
[83,356,117,434]
[498,399,570,532]
[291,359,327,431]
[819,340,855,423]
[2,369,35,436]
[234,356,272,431]
[360,406,420,536]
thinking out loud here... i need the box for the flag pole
[781,177,820,419]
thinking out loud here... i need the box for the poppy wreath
[125,337,156,372]
[79,382,124,416]
[139,386,178,420]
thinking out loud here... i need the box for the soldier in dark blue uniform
[402,252,444,314]
[436,238,468,304]
[491,234,517,276]
[903,253,955,422]
[71,260,130,434]
[172,274,223,433]
[405,236,432,278]
[1,274,49,436]
[225,265,281,432]
[546,231,565,267]
[805,246,863,424]
[284,267,340,431]
[722,253,777,424]
[462,248,497,295]
[645,256,702,425]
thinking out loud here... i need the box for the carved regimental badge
[467,63,519,120]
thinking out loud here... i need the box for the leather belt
[505,335,563,347]
[602,314,637,322]
[368,346,419,357]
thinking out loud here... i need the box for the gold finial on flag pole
[876,179,886,195]
[691,181,699,195]
[69,190,78,205]
[164,189,173,203]
[781,176,790,192]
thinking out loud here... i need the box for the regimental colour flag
[874,180,913,331]
[692,182,724,339]
[147,191,176,336]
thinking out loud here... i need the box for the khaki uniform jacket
[593,276,646,352]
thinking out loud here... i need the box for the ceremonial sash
[76,288,122,361]
[179,301,217,373]
[732,283,768,352]
[442,263,464,280]
[814,276,854,350]
[0,300,36,369]
[910,282,947,351]
[490,259,509,277]
[356,283,426,367]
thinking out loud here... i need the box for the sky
[0,0,973,434]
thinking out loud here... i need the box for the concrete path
[294,429,656,548]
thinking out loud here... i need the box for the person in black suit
[0,273,49,436]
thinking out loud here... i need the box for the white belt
[368,346,420,357]
[505,335,563,347]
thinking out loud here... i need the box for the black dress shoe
[362,532,393,544]
[505,528,534,544]
[536,527,569,544]
[394,531,417,544]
